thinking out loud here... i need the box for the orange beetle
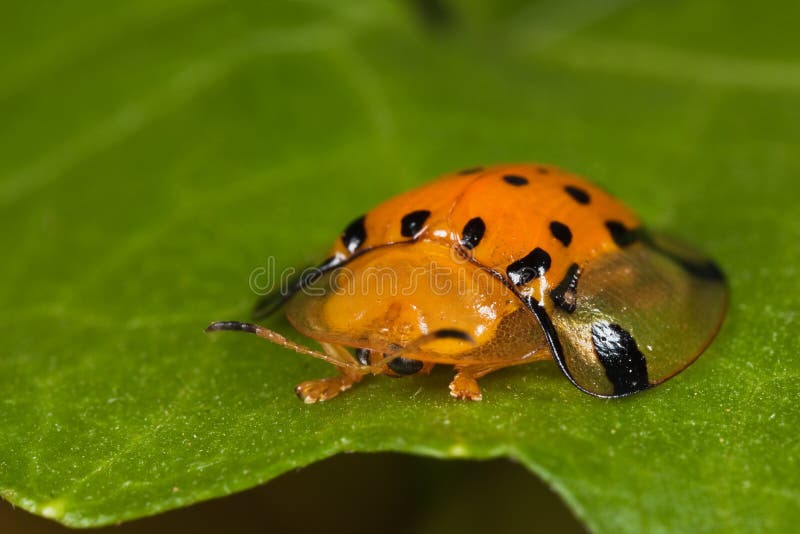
[207,164,727,402]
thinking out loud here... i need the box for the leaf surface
[1,1,798,530]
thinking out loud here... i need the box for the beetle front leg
[449,364,505,401]
[295,343,364,403]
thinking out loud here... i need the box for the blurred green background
[2,0,798,532]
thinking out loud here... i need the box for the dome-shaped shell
[271,164,727,398]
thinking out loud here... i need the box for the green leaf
[2,0,798,530]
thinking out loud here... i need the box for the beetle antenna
[205,321,364,371]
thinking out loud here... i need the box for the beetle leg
[295,343,363,404]
[449,364,505,401]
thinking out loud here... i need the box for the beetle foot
[295,371,361,403]
[449,375,483,401]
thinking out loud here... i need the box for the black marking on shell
[605,220,639,248]
[671,257,725,280]
[342,215,367,253]
[432,328,474,343]
[549,221,573,247]
[638,230,726,281]
[252,256,342,319]
[506,247,551,286]
[461,217,486,250]
[591,322,650,395]
[510,278,645,399]
[401,210,431,238]
[519,293,573,389]
[565,185,591,205]
[503,174,529,186]
[387,356,424,375]
[464,260,623,399]
[550,263,581,313]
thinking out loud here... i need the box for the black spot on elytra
[388,356,424,375]
[506,247,551,286]
[638,230,726,281]
[401,210,431,238]
[675,257,724,280]
[342,215,367,253]
[591,322,650,395]
[549,221,572,247]
[461,217,486,249]
[550,263,581,313]
[565,185,591,205]
[433,329,474,343]
[606,220,639,248]
[458,166,482,175]
[503,174,529,186]
[252,256,343,320]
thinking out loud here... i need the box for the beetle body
[208,164,727,402]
